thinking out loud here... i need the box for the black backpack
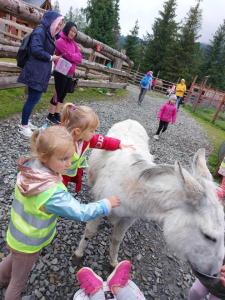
[16,32,32,68]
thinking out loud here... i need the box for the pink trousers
[0,250,39,300]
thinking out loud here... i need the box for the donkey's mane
[130,153,148,166]
[140,165,175,181]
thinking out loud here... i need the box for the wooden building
[23,0,52,10]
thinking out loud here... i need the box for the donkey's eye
[203,233,217,243]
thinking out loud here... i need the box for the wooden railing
[123,66,177,94]
[185,82,225,123]
[0,0,133,90]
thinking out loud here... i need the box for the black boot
[54,113,61,124]
[46,113,58,124]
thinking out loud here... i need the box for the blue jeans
[176,96,183,110]
[21,87,42,125]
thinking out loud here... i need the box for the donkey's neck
[121,163,183,222]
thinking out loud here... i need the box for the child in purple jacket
[47,21,82,124]
[153,94,177,140]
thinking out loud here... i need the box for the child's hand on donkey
[119,143,136,150]
[107,196,120,208]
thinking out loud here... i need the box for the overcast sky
[57,0,225,44]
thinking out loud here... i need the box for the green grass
[184,104,225,175]
[0,58,16,63]
[0,86,127,120]
[185,104,225,131]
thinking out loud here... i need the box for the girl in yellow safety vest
[0,126,120,300]
[61,103,134,193]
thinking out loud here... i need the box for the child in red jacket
[153,94,177,140]
[61,103,132,192]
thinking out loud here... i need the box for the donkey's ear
[175,161,204,206]
[192,148,212,180]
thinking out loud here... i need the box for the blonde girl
[61,103,132,192]
[0,126,119,300]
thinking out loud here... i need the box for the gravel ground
[0,85,213,299]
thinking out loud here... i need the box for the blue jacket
[17,11,61,92]
[140,75,152,89]
[44,188,110,222]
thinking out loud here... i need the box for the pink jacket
[54,32,82,75]
[157,102,177,123]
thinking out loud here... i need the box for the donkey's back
[88,119,154,216]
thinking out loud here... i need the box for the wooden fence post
[212,94,225,123]
[184,75,197,104]
[133,64,140,84]
[192,76,208,112]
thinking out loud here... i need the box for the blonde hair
[31,126,74,162]
[61,103,100,133]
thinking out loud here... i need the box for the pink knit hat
[147,71,153,75]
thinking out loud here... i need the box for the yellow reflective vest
[6,182,66,253]
[65,147,89,177]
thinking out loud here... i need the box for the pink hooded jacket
[157,101,177,123]
[16,157,62,196]
[54,32,82,76]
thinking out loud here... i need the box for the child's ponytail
[61,103,77,129]
[61,103,99,133]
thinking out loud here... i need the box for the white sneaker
[18,125,33,138]
[153,135,159,140]
[28,122,38,131]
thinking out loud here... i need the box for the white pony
[75,119,224,275]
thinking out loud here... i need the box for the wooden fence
[123,66,178,94]
[185,77,225,123]
[0,0,133,90]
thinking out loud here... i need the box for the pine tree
[64,7,87,31]
[65,6,74,22]
[124,20,141,68]
[85,0,120,48]
[141,0,179,79]
[206,20,225,90]
[176,0,203,83]
[113,0,121,48]
[53,0,60,13]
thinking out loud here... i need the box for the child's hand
[220,265,225,286]
[107,196,120,208]
[119,144,136,150]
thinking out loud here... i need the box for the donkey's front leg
[110,217,135,267]
[74,217,102,259]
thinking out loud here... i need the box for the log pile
[0,0,133,90]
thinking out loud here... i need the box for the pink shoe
[76,267,103,295]
[107,260,132,290]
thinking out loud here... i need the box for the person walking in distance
[176,78,186,111]
[138,71,153,105]
[153,94,177,140]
